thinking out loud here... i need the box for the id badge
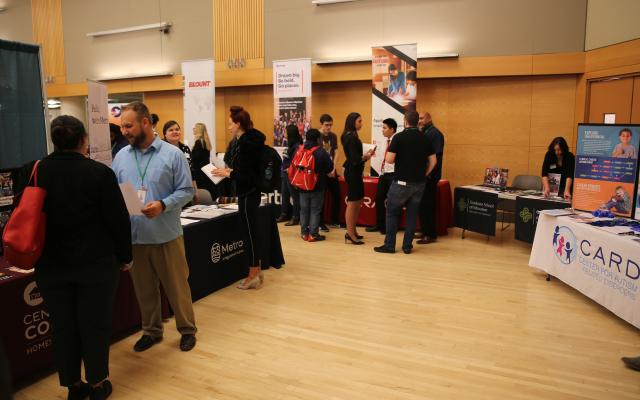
[137,188,147,203]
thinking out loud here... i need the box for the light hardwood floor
[14,225,640,400]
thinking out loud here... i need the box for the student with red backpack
[288,129,333,242]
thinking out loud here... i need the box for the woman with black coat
[212,106,266,290]
[35,116,132,400]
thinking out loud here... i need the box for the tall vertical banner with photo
[370,44,417,176]
[87,80,111,166]
[573,124,640,218]
[182,59,215,151]
[273,59,312,146]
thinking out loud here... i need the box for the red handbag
[2,161,47,268]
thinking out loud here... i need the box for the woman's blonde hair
[193,123,211,151]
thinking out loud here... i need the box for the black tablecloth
[515,196,571,243]
[0,204,284,383]
[453,187,498,236]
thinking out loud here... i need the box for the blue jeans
[384,181,425,251]
[279,170,300,220]
[299,191,324,236]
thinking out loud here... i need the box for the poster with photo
[0,171,14,207]
[548,173,561,197]
[573,124,640,217]
[272,59,312,147]
[370,44,417,176]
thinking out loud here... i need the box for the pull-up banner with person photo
[370,44,417,176]
[273,59,312,146]
[573,124,640,218]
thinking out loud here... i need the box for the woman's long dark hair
[286,124,302,148]
[341,112,361,141]
[547,137,570,159]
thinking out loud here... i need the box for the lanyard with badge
[134,149,154,204]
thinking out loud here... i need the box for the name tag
[549,164,556,169]
[397,180,407,186]
[137,189,147,204]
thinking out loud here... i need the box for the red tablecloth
[324,177,453,236]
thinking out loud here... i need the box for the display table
[0,204,284,383]
[515,196,571,243]
[323,177,453,235]
[529,214,640,329]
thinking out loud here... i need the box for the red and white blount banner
[371,44,417,176]
[182,59,215,151]
[272,59,312,147]
[87,80,111,166]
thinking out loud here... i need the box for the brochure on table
[573,124,640,218]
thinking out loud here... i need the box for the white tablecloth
[529,214,640,329]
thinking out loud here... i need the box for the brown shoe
[416,236,437,245]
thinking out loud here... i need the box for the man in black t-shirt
[319,114,341,230]
[417,112,445,244]
[374,111,436,254]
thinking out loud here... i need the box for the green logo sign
[520,207,533,223]
[457,197,468,212]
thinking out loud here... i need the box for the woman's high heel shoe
[344,233,364,245]
[237,274,263,290]
[355,233,364,240]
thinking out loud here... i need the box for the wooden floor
[15,225,640,400]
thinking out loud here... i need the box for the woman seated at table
[541,137,575,200]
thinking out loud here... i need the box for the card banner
[515,196,570,244]
[529,214,640,329]
[370,44,417,176]
[454,187,498,236]
[573,124,640,218]
[87,80,111,166]
[273,59,312,146]
[182,59,215,151]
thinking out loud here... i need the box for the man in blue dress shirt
[112,102,197,353]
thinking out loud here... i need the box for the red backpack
[288,145,320,191]
[2,161,47,268]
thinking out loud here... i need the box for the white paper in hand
[119,182,144,215]
[202,163,226,185]
[362,143,376,155]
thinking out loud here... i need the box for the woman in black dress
[341,112,374,245]
[212,106,266,289]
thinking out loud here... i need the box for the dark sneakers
[180,334,197,352]
[133,335,162,352]
[307,234,326,242]
[68,382,91,400]
[284,219,300,226]
[374,245,395,254]
[416,236,437,244]
[622,356,640,371]
[402,247,412,254]
[89,380,112,400]
[319,224,330,232]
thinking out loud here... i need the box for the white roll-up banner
[182,59,215,151]
[273,58,312,146]
[87,80,111,166]
[370,44,417,176]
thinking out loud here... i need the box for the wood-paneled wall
[31,0,66,84]
[214,0,264,70]
[203,75,578,189]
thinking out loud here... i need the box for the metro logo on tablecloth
[210,240,244,264]
[552,226,577,265]
[519,207,533,223]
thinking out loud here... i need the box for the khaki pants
[131,236,196,338]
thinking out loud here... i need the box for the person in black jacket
[417,112,445,244]
[277,124,302,224]
[213,106,265,290]
[341,112,375,245]
[294,129,333,242]
[190,123,217,200]
[35,115,132,400]
[109,123,127,159]
[541,137,575,200]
